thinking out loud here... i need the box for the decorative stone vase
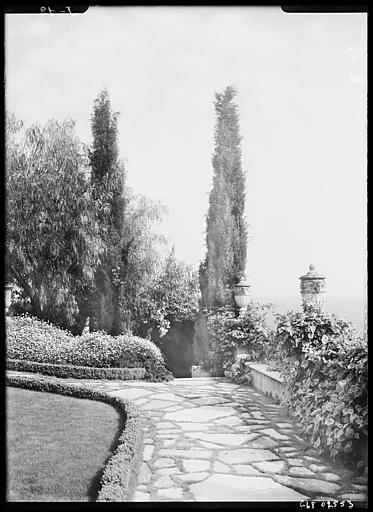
[233,279,251,316]
[5,284,12,315]
[233,345,251,363]
[299,264,326,309]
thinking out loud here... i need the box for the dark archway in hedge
[160,320,195,378]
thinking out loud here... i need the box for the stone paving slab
[164,405,237,422]
[6,371,367,502]
[273,475,341,496]
[189,474,308,501]
[234,464,261,476]
[185,433,256,446]
[106,387,152,400]
[218,448,280,464]
[183,460,210,472]
[253,461,286,473]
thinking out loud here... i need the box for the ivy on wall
[205,301,367,469]
[275,304,367,468]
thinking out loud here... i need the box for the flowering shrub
[206,301,273,376]
[274,303,367,469]
[6,315,173,382]
[6,315,74,364]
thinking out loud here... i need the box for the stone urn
[299,264,326,309]
[5,284,12,315]
[234,278,251,317]
[231,345,252,365]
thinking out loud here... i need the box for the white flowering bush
[6,315,73,364]
[69,332,172,381]
[6,315,173,381]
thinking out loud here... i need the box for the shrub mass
[274,304,367,469]
[205,301,272,376]
[6,315,173,382]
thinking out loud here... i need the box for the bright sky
[5,7,367,299]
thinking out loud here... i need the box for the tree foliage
[200,86,248,310]
[85,88,127,334]
[6,90,197,340]
[5,99,167,335]
[6,113,104,330]
[117,191,168,332]
[131,247,200,340]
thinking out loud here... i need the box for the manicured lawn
[6,387,125,502]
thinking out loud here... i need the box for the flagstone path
[6,372,368,503]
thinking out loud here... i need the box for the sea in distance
[257,296,367,334]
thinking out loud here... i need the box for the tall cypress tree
[200,86,248,310]
[88,88,126,334]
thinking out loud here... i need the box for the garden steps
[6,370,367,503]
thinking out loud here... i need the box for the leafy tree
[154,247,200,324]
[200,86,248,309]
[6,113,104,331]
[6,101,167,335]
[162,250,198,334]
[131,247,200,341]
[116,191,168,333]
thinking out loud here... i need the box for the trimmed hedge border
[6,359,146,381]
[6,373,145,502]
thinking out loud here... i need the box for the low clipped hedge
[6,315,173,382]
[6,373,145,502]
[6,359,146,380]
